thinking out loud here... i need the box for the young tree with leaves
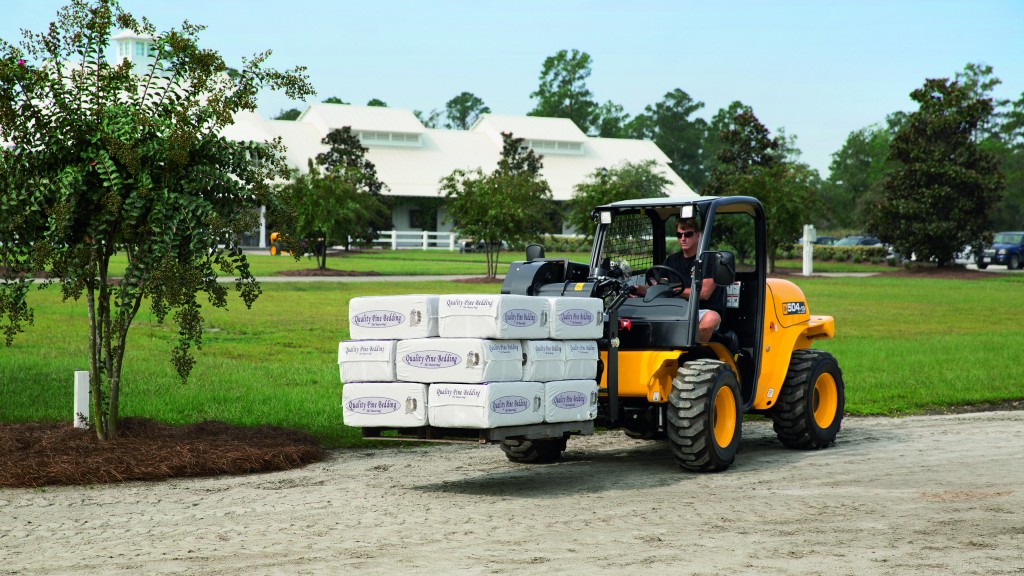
[628,89,709,191]
[440,133,556,278]
[821,123,893,229]
[280,127,391,269]
[0,0,314,440]
[528,49,599,134]
[566,160,671,238]
[704,109,815,270]
[872,78,1003,265]
[445,91,490,130]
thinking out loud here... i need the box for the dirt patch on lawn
[275,269,382,277]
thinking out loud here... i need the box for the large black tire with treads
[666,359,742,472]
[771,349,845,449]
[500,436,567,464]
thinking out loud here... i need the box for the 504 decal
[783,301,807,315]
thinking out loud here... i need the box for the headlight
[998,249,1007,255]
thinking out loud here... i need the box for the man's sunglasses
[675,231,696,239]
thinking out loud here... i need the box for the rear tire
[977,257,988,269]
[500,436,567,464]
[771,349,845,449]
[666,360,742,472]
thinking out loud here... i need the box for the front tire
[666,360,742,472]
[500,436,567,464]
[771,349,845,449]
[977,256,988,270]
[1010,254,1021,270]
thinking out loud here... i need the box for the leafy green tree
[702,101,754,182]
[280,127,390,269]
[953,63,1024,231]
[629,89,709,191]
[440,133,555,278]
[594,101,630,138]
[414,108,442,128]
[566,161,671,238]
[367,98,387,107]
[528,49,599,133]
[872,78,1003,265]
[705,109,813,270]
[0,0,314,440]
[322,96,348,104]
[996,92,1024,229]
[822,124,892,228]
[274,107,302,120]
[445,92,490,130]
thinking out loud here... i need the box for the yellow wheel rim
[713,385,737,448]
[812,372,839,429]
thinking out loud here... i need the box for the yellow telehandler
[362,196,844,472]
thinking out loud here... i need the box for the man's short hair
[676,217,700,232]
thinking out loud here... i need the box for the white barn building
[110,31,696,243]
[222,104,696,240]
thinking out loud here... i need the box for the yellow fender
[753,278,835,410]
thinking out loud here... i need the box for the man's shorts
[698,308,721,330]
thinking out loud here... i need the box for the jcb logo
[784,301,807,315]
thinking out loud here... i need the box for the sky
[3,0,1023,178]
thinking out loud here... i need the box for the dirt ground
[2,411,1022,576]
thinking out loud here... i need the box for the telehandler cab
[497,195,844,471]
[360,196,844,472]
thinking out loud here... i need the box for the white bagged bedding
[342,382,428,428]
[348,294,439,340]
[563,340,600,380]
[544,380,599,423]
[396,338,524,383]
[337,340,396,383]
[438,294,549,339]
[547,297,604,340]
[427,382,545,428]
[521,340,566,382]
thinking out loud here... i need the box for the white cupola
[111,30,156,74]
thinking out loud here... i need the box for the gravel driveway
[2,411,1022,575]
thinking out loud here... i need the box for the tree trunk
[85,284,107,441]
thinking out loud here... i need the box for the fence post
[73,371,89,428]
[390,230,398,250]
[802,224,815,276]
[422,230,429,250]
[449,232,456,251]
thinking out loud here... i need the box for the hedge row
[779,244,891,264]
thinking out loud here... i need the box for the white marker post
[802,224,816,276]
[73,371,89,428]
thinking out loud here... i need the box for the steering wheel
[644,265,685,288]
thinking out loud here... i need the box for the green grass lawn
[2,262,1021,449]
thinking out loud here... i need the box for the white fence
[373,230,460,251]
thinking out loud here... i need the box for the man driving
[634,217,722,343]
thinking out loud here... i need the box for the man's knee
[701,310,721,332]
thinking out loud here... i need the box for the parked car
[458,238,508,253]
[977,231,1024,270]
[834,235,882,247]
[814,236,838,246]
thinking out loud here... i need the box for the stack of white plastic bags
[340,293,604,430]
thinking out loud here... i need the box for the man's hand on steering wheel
[644,265,685,293]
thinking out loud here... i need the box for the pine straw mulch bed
[0,417,325,489]
[275,268,381,277]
